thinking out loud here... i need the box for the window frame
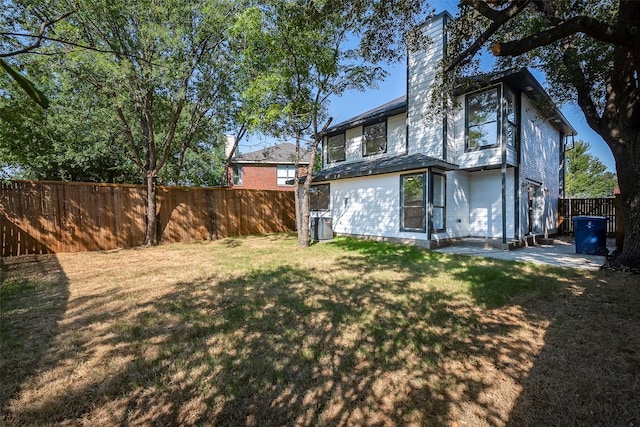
[504,85,517,148]
[326,133,346,164]
[465,86,501,151]
[431,172,446,232]
[232,164,243,186]
[362,120,387,157]
[400,172,426,232]
[276,164,296,186]
[310,184,330,212]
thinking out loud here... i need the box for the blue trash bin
[573,216,607,255]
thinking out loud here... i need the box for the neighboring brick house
[305,11,576,248]
[229,142,310,191]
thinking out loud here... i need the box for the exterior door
[528,184,544,235]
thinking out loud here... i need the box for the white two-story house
[307,11,576,248]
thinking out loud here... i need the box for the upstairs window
[466,87,499,150]
[362,121,387,156]
[232,165,243,185]
[327,133,345,163]
[277,165,296,186]
[310,184,330,211]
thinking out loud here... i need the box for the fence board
[558,197,617,237]
[0,181,295,256]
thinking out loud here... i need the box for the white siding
[452,89,518,170]
[432,170,470,241]
[345,127,362,162]
[445,99,457,164]
[387,113,407,156]
[330,173,430,244]
[324,113,407,169]
[520,94,560,234]
[329,169,472,245]
[407,13,447,158]
[468,169,515,239]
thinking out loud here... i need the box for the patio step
[453,238,522,251]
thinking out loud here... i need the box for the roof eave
[455,68,577,136]
[295,155,458,184]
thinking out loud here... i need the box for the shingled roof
[294,153,457,184]
[233,142,311,164]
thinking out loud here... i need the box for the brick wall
[231,164,309,191]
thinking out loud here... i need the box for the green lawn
[1,234,612,426]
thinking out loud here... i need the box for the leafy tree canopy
[565,141,617,198]
[233,0,431,246]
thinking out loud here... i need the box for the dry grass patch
[1,234,638,426]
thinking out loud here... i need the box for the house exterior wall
[520,94,561,234]
[324,169,472,246]
[451,89,517,170]
[445,100,457,164]
[324,112,407,169]
[310,12,568,246]
[432,170,470,242]
[407,13,448,159]
[328,173,431,245]
[232,164,308,191]
[468,169,516,239]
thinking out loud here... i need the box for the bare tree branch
[0,31,154,62]
[461,0,503,22]
[157,103,185,173]
[115,106,146,172]
[0,11,75,58]
[493,15,634,57]
[445,0,530,72]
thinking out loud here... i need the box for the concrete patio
[435,237,614,271]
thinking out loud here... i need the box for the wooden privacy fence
[557,197,621,237]
[0,180,296,256]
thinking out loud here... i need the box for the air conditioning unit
[310,217,333,241]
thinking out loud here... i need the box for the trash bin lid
[573,216,607,220]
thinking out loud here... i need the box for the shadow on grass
[3,238,546,425]
[506,272,640,426]
[329,237,566,308]
[6,237,634,425]
[0,255,69,416]
[7,265,469,424]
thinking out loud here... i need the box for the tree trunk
[298,134,313,247]
[610,132,640,268]
[145,172,158,246]
[298,118,332,248]
[293,131,302,235]
[299,180,311,247]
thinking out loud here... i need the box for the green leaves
[0,59,49,109]
[565,141,617,198]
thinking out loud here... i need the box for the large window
[232,165,243,185]
[310,184,330,211]
[466,88,499,150]
[327,133,345,163]
[362,121,387,156]
[401,173,425,231]
[432,173,446,231]
[277,165,296,186]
